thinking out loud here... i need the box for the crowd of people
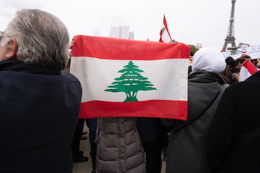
[0,9,260,173]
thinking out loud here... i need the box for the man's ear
[5,37,18,59]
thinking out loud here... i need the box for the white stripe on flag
[71,57,188,102]
[239,66,253,82]
[161,25,172,43]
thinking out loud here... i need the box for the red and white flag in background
[159,14,172,43]
[239,60,258,82]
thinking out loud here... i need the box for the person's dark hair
[225,57,236,69]
[235,57,246,65]
[190,52,194,56]
[242,55,251,60]
[251,59,258,66]
[232,67,240,74]
[219,64,231,84]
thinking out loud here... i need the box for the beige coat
[96,117,146,173]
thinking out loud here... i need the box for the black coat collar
[0,60,61,75]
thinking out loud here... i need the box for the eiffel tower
[222,0,236,52]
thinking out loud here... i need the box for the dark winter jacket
[136,117,157,142]
[161,71,229,173]
[96,117,146,173]
[207,70,260,173]
[0,60,82,173]
[89,118,98,131]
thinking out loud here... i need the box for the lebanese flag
[239,60,258,82]
[70,35,190,120]
[159,14,172,43]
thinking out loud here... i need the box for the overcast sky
[0,0,259,50]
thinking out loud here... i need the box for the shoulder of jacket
[61,71,80,84]
[221,84,230,90]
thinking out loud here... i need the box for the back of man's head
[235,57,246,64]
[225,56,236,69]
[3,9,69,70]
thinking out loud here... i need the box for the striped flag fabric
[70,35,190,120]
[239,60,258,82]
[159,14,172,43]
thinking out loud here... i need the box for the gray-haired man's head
[1,9,69,70]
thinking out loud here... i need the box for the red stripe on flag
[72,35,190,60]
[78,100,187,120]
[243,60,258,75]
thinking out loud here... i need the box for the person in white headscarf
[161,47,229,173]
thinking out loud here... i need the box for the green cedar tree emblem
[105,60,157,102]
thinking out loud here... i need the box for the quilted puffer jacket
[96,117,146,173]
